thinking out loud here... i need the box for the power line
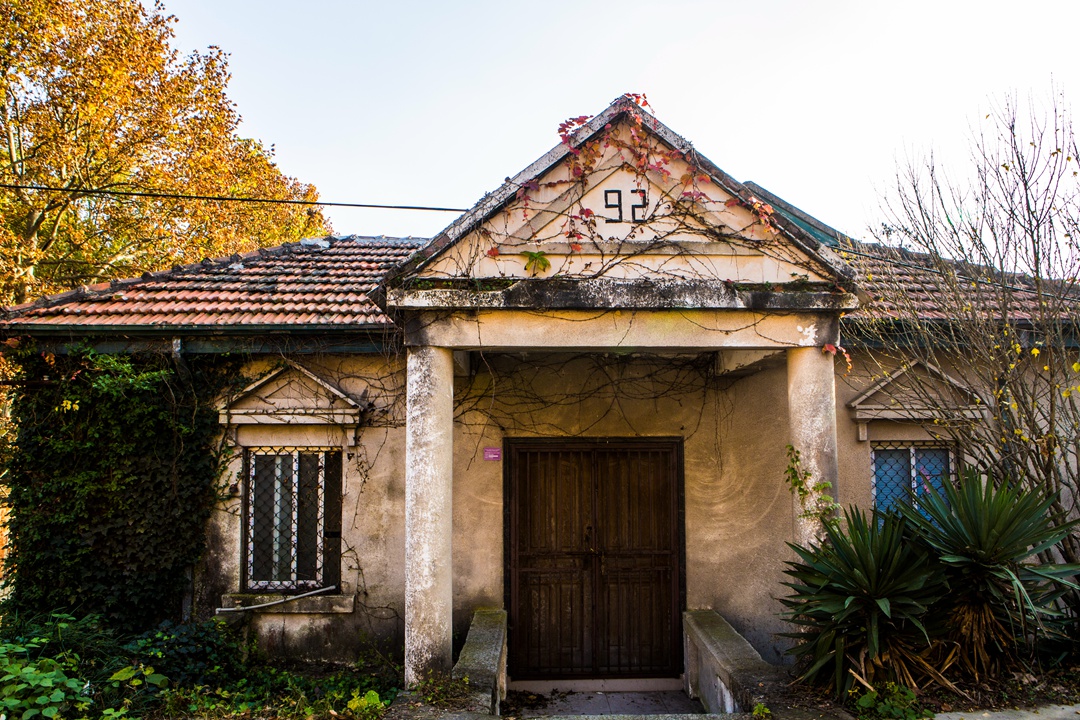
[3,182,1073,302]
[0,183,469,213]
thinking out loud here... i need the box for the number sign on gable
[602,188,649,223]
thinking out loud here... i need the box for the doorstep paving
[512,691,705,717]
[935,705,1080,720]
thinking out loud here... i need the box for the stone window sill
[220,593,355,615]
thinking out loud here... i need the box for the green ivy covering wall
[1,345,242,630]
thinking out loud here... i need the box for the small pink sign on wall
[483,447,502,461]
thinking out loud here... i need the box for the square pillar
[786,346,839,546]
[405,345,454,685]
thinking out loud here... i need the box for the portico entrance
[387,98,858,684]
[506,438,684,679]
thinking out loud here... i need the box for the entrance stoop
[505,689,707,717]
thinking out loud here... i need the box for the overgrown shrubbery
[1,343,242,629]
[0,613,397,719]
[782,471,1079,699]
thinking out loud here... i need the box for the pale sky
[162,0,1080,242]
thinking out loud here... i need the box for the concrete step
[439,716,746,720]
[538,715,750,720]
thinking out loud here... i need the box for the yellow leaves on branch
[0,0,328,305]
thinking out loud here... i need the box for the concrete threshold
[509,679,685,693]
[505,689,706,717]
[539,715,743,720]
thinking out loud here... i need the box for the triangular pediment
[380,96,858,313]
[848,361,985,422]
[219,360,369,425]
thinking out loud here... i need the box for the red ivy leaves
[750,197,780,234]
[559,115,592,146]
[724,196,780,234]
[823,344,853,374]
[516,178,541,220]
[486,247,500,258]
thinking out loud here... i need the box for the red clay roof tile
[1,235,423,331]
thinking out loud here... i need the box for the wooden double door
[505,438,684,679]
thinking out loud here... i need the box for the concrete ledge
[452,608,507,715]
[219,593,355,614]
[684,610,848,720]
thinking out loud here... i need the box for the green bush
[0,613,399,719]
[897,470,1080,679]
[0,641,91,720]
[784,472,1080,697]
[159,665,394,719]
[127,619,243,687]
[0,613,166,719]
[850,682,932,720]
[1,345,242,630]
[781,507,948,696]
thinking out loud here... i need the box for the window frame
[870,442,956,514]
[241,446,342,593]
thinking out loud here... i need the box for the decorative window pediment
[847,361,985,424]
[219,360,369,426]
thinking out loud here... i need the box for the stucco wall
[199,355,410,661]
[198,349,941,666]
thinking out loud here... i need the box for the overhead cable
[0,183,469,213]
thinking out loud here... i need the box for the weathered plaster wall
[198,355,409,662]
[448,353,803,665]
[706,363,795,664]
[199,349,940,667]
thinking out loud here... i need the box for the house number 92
[603,189,648,223]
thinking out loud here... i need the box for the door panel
[507,439,683,679]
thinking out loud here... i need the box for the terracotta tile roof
[3,230,1058,339]
[1,235,424,331]
[842,240,1054,321]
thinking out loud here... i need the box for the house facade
[1,97,957,685]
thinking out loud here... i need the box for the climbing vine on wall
[1,342,243,629]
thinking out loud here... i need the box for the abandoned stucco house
[0,97,963,691]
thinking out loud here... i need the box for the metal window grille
[244,447,342,592]
[871,443,955,515]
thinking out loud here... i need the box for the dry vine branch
[852,91,1080,612]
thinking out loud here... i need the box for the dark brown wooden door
[506,438,683,679]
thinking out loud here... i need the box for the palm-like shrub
[896,470,1079,680]
[781,508,949,696]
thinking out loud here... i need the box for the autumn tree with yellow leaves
[0,0,328,305]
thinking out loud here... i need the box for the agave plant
[781,507,949,697]
[896,469,1080,680]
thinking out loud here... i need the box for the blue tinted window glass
[873,449,911,514]
[913,448,949,501]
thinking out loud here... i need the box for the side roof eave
[0,235,421,347]
[372,95,859,310]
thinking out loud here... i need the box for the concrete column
[405,345,454,686]
[786,346,839,547]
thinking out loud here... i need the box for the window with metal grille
[243,448,342,592]
[871,443,954,515]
